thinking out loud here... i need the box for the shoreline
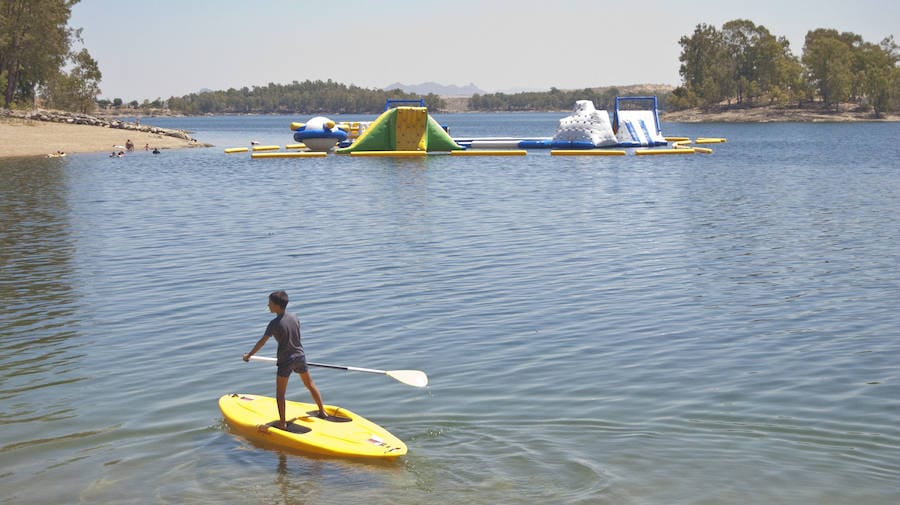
[661,104,899,123]
[0,109,211,159]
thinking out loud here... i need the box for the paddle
[246,356,428,388]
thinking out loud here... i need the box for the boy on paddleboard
[243,290,327,430]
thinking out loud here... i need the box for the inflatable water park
[224,96,726,158]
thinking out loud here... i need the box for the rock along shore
[2,108,198,141]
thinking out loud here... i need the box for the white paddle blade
[248,356,276,363]
[386,370,428,388]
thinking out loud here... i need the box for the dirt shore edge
[1,110,211,159]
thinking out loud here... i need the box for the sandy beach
[0,116,209,158]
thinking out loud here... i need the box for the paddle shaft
[248,355,388,375]
[246,355,428,387]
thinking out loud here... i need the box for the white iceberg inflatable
[551,100,618,149]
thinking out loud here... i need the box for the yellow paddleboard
[218,393,406,459]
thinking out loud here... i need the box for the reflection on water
[0,158,96,503]
[0,157,84,408]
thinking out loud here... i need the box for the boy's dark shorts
[277,357,309,377]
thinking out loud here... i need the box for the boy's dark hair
[269,290,289,308]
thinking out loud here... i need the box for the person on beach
[243,291,327,430]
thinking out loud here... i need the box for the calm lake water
[1,113,899,505]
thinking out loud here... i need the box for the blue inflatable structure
[291,116,349,151]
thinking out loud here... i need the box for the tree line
[672,19,899,116]
[161,81,444,115]
[3,6,897,117]
[1,0,100,112]
[156,83,665,115]
[467,86,670,112]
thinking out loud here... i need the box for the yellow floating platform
[251,145,281,152]
[349,150,428,157]
[635,148,696,155]
[450,150,527,156]
[550,149,626,156]
[694,138,727,144]
[693,147,714,154]
[224,147,249,154]
[251,152,327,159]
[285,143,307,150]
[664,136,691,142]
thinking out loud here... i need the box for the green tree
[802,29,854,108]
[892,66,900,113]
[678,23,733,106]
[858,36,899,116]
[41,46,101,112]
[721,19,758,104]
[0,0,79,108]
[716,20,801,105]
[770,46,807,105]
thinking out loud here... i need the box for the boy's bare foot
[317,410,328,419]
[257,422,287,432]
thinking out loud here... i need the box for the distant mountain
[383,82,487,96]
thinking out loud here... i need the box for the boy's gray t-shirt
[265,312,305,365]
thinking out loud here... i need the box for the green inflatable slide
[336,107,462,153]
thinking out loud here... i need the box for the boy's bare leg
[274,375,290,429]
[299,371,326,418]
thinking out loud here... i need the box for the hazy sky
[70,0,898,101]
